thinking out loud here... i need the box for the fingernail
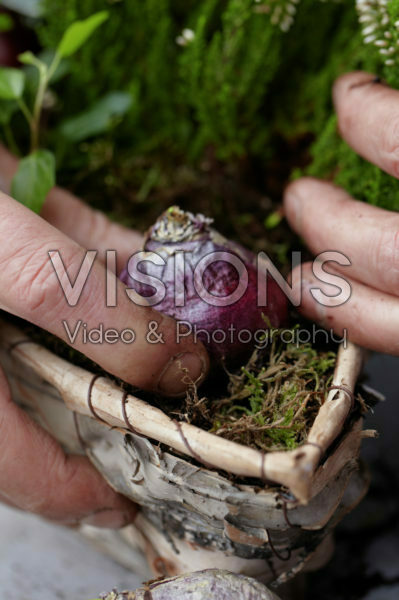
[284,184,303,233]
[348,75,380,91]
[157,352,206,397]
[80,506,137,529]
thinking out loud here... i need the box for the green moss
[35,0,360,169]
[20,0,399,212]
[202,328,338,452]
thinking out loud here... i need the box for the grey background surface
[0,505,143,599]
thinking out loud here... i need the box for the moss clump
[307,1,399,211]
[181,326,337,452]
[306,114,399,211]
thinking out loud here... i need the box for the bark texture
[0,319,374,584]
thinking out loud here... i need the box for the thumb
[0,192,209,396]
[0,367,137,527]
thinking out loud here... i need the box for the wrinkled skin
[102,569,281,600]
[0,146,208,530]
[285,72,399,356]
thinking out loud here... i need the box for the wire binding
[278,492,298,528]
[266,528,292,562]
[328,384,355,411]
[173,419,217,471]
[121,391,142,436]
[86,374,107,425]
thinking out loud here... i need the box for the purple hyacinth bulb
[120,206,288,362]
[105,568,281,599]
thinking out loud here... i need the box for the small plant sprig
[253,0,342,32]
[0,11,109,213]
[253,0,300,32]
[357,0,399,68]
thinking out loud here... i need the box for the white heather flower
[182,28,195,41]
[254,0,343,33]
[280,15,294,31]
[176,28,195,47]
[359,15,374,23]
[256,1,301,33]
[362,25,376,35]
[357,0,399,69]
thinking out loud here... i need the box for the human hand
[0,145,209,526]
[284,71,399,355]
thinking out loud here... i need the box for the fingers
[42,188,143,274]
[333,71,399,179]
[0,367,137,527]
[0,145,143,272]
[0,191,209,395]
[284,177,399,296]
[284,70,399,355]
[295,262,399,355]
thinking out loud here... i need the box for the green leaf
[56,11,109,59]
[0,13,14,32]
[11,150,55,213]
[60,91,132,142]
[18,51,48,80]
[18,51,38,67]
[0,99,18,125]
[0,67,25,100]
[264,210,283,230]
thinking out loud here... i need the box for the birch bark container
[0,319,374,588]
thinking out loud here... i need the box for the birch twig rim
[0,319,365,503]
